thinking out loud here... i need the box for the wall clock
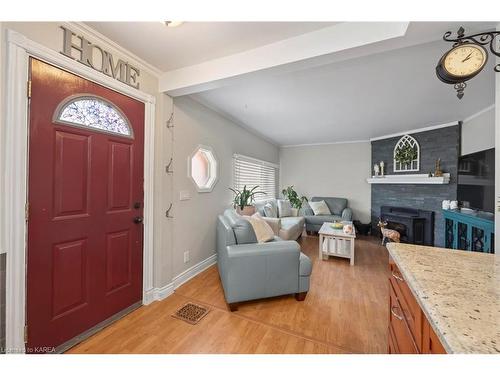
[436,27,500,99]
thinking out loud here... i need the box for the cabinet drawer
[389,283,418,354]
[389,261,423,351]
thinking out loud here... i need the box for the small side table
[318,222,356,266]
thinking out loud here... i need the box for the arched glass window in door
[53,95,133,137]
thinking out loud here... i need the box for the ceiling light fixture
[164,21,184,28]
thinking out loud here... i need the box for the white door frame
[2,29,156,352]
[496,23,500,252]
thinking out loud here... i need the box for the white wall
[462,106,495,155]
[172,96,279,276]
[279,142,372,223]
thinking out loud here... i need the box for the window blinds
[233,154,278,201]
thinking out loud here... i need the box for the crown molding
[369,121,460,142]
[280,139,369,148]
[463,104,495,123]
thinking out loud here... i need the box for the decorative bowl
[331,222,343,230]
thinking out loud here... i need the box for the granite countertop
[386,243,500,354]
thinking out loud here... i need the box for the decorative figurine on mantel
[380,161,385,176]
[434,158,443,177]
[373,163,380,177]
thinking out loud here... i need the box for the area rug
[172,302,210,325]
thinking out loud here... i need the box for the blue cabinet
[443,209,494,253]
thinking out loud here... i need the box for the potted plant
[229,185,266,215]
[281,186,308,216]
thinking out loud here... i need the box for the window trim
[188,144,219,193]
[52,93,134,138]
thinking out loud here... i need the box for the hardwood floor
[67,234,389,354]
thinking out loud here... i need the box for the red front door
[26,58,145,352]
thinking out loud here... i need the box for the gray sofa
[217,209,312,311]
[253,199,305,240]
[303,197,353,233]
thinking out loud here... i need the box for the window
[54,95,132,137]
[233,154,278,201]
[189,145,218,192]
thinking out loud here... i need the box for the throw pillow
[263,202,277,218]
[309,200,331,216]
[277,200,293,218]
[260,216,280,236]
[243,213,275,243]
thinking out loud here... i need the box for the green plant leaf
[281,185,308,209]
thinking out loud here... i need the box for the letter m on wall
[102,52,126,82]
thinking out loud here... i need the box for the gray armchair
[253,199,305,240]
[303,197,353,233]
[217,209,312,311]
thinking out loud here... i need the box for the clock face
[443,44,487,78]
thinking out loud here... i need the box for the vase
[237,206,256,216]
[442,200,450,210]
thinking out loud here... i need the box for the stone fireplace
[370,125,460,247]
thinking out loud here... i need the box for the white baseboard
[143,282,174,304]
[153,283,175,301]
[147,253,218,303]
[143,288,156,305]
[173,253,217,289]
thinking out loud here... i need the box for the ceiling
[85,22,335,71]
[190,32,495,145]
[87,21,496,146]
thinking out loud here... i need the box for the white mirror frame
[393,134,420,172]
[188,144,219,192]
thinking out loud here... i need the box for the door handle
[134,216,143,224]
[391,272,404,282]
[390,306,404,320]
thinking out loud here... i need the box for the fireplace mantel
[366,173,450,185]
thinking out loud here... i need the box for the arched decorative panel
[53,95,133,138]
[393,134,420,172]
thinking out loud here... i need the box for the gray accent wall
[371,125,461,247]
[0,253,5,354]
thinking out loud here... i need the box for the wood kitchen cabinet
[422,318,447,354]
[388,257,447,354]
